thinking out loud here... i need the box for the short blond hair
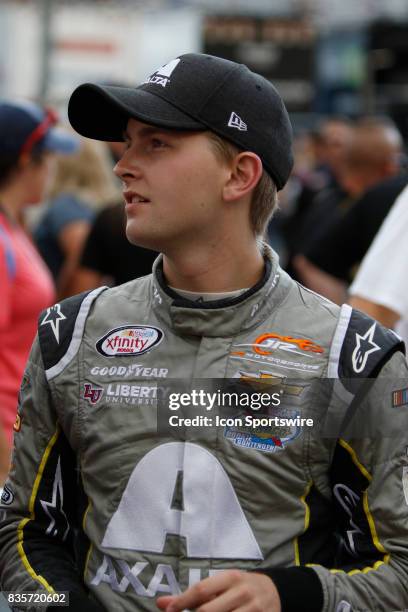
[206,131,277,237]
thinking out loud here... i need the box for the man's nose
[114,150,143,181]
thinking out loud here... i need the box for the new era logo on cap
[228,112,247,132]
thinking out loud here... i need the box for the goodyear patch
[392,388,408,408]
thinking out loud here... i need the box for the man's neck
[162,242,265,293]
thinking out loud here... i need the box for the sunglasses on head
[19,107,59,159]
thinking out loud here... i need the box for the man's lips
[123,191,150,204]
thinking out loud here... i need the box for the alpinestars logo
[1,483,14,506]
[228,112,247,131]
[333,483,362,556]
[352,323,380,373]
[403,466,408,506]
[40,304,66,343]
[146,58,180,88]
[336,603,351,612]
[40,457,70,541]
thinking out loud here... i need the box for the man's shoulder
[291,280,341,321]
[284,280,404,380]
[95,274,153,305]
[37,275,153,375]
[37,287,107,374]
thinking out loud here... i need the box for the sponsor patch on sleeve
[1,483,14,506]
[392,388,408,408]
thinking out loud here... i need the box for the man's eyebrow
[122,126,174,142]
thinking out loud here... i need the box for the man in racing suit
[1,53,408,612]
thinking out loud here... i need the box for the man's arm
[64,266,106,296]
[293,254,347,304]
[308,350,408,611]
[0,338,104,611]
[64,210,112,296]
[349,295,400,329]
[56,221,91,299]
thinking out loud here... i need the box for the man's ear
[222,152,263,202]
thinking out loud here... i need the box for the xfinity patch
[96,326,163,357]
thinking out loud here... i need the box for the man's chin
[125,228,162,252]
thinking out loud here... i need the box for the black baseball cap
[68,53,293,190]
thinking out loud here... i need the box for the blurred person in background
[292,173,407,301]
[66,200,158,293]
[334,117,403,199]
[281,116,353,276]
[349,183,408,348]
[266,128,319,264]
[293,116,404,301]
[34,138,120,299]
[63,137,158,294]
[0,100,78,484]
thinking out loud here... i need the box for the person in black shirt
[303,173,408,283]
[66,201,157,294]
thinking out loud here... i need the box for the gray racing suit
[1,246,408,612]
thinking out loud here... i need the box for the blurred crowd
[1,97,407,485]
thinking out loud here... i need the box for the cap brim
[42,128,80,154]
[68,83,204,141]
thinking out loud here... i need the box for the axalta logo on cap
[145,58,180,88]
[96,326,163,357]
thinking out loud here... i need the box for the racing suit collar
[150,244,292,337]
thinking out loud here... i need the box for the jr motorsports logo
[253,332,324,356]
[96,326,163,357]
[230,332,324,373]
